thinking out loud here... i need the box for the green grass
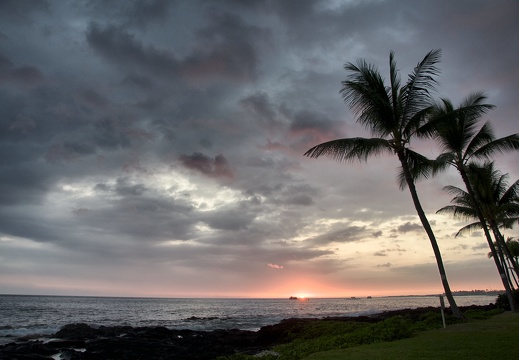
[304,312,519,360]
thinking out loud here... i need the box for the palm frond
[499,179,519,206]
[401,49,441,124]
[397,149,448,189]
[435,152,456,167]
[421,98,456,139]
[458,91,495,121]
[437,204,477,219]
[341,61,394,136]
[389,51,401,118]
[463,121,495,161]
[456,221,485,237]
[499,216,519,229]
[304,137,392,163]
[442,184,469,198]
[423,93,494,155]
[470,132,519,161]
[404,105,435,139]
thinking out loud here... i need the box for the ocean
[0,294,497,345]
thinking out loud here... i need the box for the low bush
[495,289,519,310]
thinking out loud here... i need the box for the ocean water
[0,294,497,345]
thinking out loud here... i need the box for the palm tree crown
[307,50,440,166]
[437,162,519,236]
[427,92,519,171]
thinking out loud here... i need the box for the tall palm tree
[304,50,463,317]
[427,95,519,309]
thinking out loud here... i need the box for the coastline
[0,303,498,360]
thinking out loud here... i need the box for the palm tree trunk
[458,167,517,311]
[493,229,515,290]
[397,151,463,318]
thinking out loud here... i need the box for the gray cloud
[307,226,367,246]
[396,222,424,234]
[0,0,517,297]
[179,153,234,179]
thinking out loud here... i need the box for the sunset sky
[1,0,518,298]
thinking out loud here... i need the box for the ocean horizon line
[0,291,502,300]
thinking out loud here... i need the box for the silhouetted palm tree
[427,94,519,309]
[437,163,519,308]
[488,238,519,289]
[304,50,463,317]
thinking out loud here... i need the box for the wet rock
[0,340,58,359]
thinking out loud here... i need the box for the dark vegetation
[218,304,502,360]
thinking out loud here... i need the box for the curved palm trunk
[458,167,517,311]
[397,151,463,318]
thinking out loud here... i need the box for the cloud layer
[0,0,517,297]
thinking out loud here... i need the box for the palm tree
[426,95,519,309]
[502,237,519,266]
[488,238,519,289]
[467,163,519,275]
[437,162,519,309]
[304,50,463,317]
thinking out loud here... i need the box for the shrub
[495,289,519,310]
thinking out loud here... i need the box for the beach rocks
[0,324,265,360]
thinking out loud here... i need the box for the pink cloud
[267,263,283,269]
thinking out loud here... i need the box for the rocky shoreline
[0,304,498,360]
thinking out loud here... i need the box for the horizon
[0,287,505,300]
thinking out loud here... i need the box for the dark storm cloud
[86,10,265,84]
[239,92,281,132]
[93,118,132,149]
[125,0,176,27]
[290,110,343,142]
[0,55,44,87]
[114,178,147,196]
[0,0,50,23]
[45,141,96,163]
[0,164,54,205]
[0,0,517,297]
[86,23,181,77]
[179,153,234,179]
[184,11,265,83]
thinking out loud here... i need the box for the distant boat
[289,296,309,300]
[367,296,372,299]
[350,296,356,299]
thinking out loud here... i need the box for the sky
[0,0,518,299]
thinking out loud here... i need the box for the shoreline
[0,303,498,360]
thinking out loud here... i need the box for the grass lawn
[303,312,519,360]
